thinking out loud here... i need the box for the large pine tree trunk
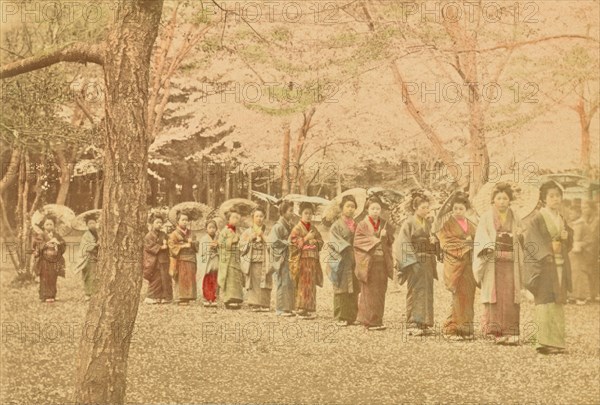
[74,1,163,404]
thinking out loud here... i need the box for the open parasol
[31,204,76,236]
[71,209,102,231]
[322,188,367,226]
[471,175,540,220]
[431,191,479,233]
[168,202,213,230]
[218,198,259,228]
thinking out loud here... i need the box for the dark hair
[251,206,266,217]
[452,192,470,210]
[148,213,165,224]
[410,190,430,213]
[226,209,240,220]
[299,202,314,214]
[84,212,99,224]
[40,215,56,228]
[339,195,357,210]
[206,219,218,229]
[176,211,189,222]
[365,197,382,211]
[539,180,562,204]
[279,201,294,216]
[491,182,514,202]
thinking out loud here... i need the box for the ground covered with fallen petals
[1,235,599,405]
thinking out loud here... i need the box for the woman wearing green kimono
[396,191,439,336]
[240,207,273,312]
[218,209,244,309]
[326,195,359,326]
[524,180,573,354]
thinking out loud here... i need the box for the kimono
[326,216,359,323]
[289,221,324,313]
[168,226,199,302]
[524,208,573,350]
[218,225,244,305]
[395,215,438,329]
[583,214,600,298]
[569,216,598,300]
[473,208,524,337]
[75,229,99,297]
[143,229,172,302]
[32,231,66,301]
[436,216,477,336]
[199,233,219,303]
[353,216,395,327]
[240,224,273,308]
[267,217,295,313]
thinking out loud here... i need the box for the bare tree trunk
[93,178,103,209]
[74,1,163,404]
[281,122,290,196]
[54,149,72,205]
[574,94,598,173]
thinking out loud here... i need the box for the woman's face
[283,207,294,221]
[152,218,163,231]
[545,188,562,210]
[452,203,467,219]
[415,202,429,218]
[368,202,381,219]
[253,210,265,226]
[43,219,55,233]
[178,215,189,229]
[229,213,240,226]
[568,208,580,222]
[207,222,217,235]
[582,203,592,217]
[342,201,356,218]
[301,208,312,222]
[493,192,510,211]
[87,219,97,231]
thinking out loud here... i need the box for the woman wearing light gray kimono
[326,195,359,327]
[395,192,439,336]
[218,210,244,309]
[74,213,100,301]
[240,207,273,311]
[473,183,524,345]
[267,201,296,316]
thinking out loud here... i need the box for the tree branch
[442,35,599,54]
[0,42,104,79]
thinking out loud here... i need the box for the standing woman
[396,192,438,336]
[168,213,199,305]
[581,201,599,301]
[267,201,296,316]
[327,195,359,327]
[143,214,172,304]
[524,181,573,354]
[289,202,324,319]
[218,210,244,309]
[33,216,66,303]
[199,220,219,307]
[473,183,524,344]
[240,207,273,312]
[354,198,395,330]
[75,213,100,301]
[436,192,477,339]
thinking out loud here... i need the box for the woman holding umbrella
[353,197,395,330]
[168,212,199,305]
[240,207,273,312]
[289,202,324,319]
[32,216,67,303]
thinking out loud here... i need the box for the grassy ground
[1,233,599,405]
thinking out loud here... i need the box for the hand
[380,229,387,237]
[210,241,218,248]
[560,230,568,240]
[429,236,437,244]
[232,235,239,243]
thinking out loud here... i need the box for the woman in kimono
[326,195,359,326]
[395,192,438,336]
[199,220,219,307]
[289,202,324,319]
[75,213,100,301]
[168,213,199,305]
[267,201,295,316]
[240,207,272,312]
[218,210,244,309]
[524,181,573,354]
[567,205,591,305]
[581,201,599,301]
[436,193,477,340]
[354,198,395,330]
[473,183,524,345]
[33,216,66,303]
[143,214,172,304]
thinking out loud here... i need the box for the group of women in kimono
[32,179,598,353]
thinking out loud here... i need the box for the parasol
[321,188,367,226]
[168,202,214,230]
[71,209,102,231]
[471,175,540,220]
[219,198,259,228]
[31,204,76,236]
